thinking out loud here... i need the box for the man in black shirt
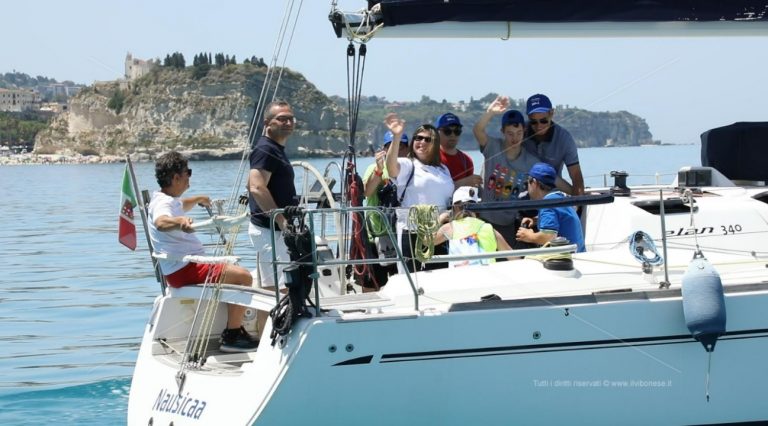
[247,100,298,289]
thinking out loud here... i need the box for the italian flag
[119,165,138,250]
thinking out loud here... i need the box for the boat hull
[128,285,768,425]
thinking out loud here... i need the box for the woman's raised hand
[383,112,405,135]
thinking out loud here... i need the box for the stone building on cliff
[125,53,157,81]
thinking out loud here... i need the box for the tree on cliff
[163,52,186,69]
[192,63,211,80]
[107,90,126,114]
[215,53,226,68]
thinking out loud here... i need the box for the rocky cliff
[34,64,349,159]
[34,66,653,159]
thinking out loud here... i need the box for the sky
[3,0,766,144]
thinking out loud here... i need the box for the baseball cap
[528,162,557,188]
[452,186,481,204]
[526,94,553,115]
[383,130,409,146]
[501,110,525,127]
[435,113,462,129]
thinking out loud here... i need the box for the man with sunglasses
[435,113,483,188]
[247,100,298,290]
[524,94,585,196]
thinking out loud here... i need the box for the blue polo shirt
[524,122,580,175]
[538,191,585,252]
[248,136,297,229]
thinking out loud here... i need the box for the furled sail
[330,0,768,38]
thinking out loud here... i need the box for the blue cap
[526,94,552,115]
[435,113,462,129]
[529,162,557,188]
[383,130,409,146]
[501,110,525,127]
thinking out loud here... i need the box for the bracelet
[374,169,383,177]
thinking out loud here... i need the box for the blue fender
[681,253,726,352]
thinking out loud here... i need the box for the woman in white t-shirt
[384,113,454,272]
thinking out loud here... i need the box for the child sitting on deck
[434,186,513,267]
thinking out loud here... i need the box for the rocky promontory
[31,65,654,160]
[34,64,349,160]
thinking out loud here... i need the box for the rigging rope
[179,198,249,377]
[683,189,703,254]
[173,0,307,383]
[334,2,384,43]
[346,42,366,157]
[226,0,305,215]
[341,41,379,288]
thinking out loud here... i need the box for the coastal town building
[0,88,39,112]
[36,83,82,101]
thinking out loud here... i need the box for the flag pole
[126,154,167,296]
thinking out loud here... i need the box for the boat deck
[151,336,259,374]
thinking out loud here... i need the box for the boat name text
[152,388,207,420]
[666,224,743,237]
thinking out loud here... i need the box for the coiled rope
[629,230,664,266]
[407,204,439,266]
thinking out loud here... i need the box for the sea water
[0,144,698,424]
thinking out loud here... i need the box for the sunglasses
[186,168,192,177]
[413,135,433,143]
[529,118,550,126]
[272,115,295,123]
[440,127,462,136]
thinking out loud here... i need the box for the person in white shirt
[148,151,258,353]
[384,113,454,272]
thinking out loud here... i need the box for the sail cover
[369,0,767,25]
[701,122,768,183]
[331,1,768,38]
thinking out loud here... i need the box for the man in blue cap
[435,112,483,188]
[524,94,585,196]
[516,162,585,252]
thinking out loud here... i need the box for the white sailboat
[127,1,768,424]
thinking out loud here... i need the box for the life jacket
[448,216,497,267]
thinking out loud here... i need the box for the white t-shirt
[394,158,454,232]
[147,191,205,274]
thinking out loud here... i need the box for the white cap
[452,186,481,204]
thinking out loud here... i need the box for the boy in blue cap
[524,94,585,196]
[516,162,585,252]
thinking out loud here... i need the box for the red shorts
[165,262,225,288]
